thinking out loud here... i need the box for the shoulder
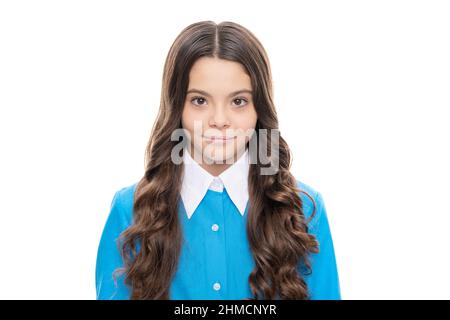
[113,182,138,208]
[295,179,324,231]
[109,181,139,226]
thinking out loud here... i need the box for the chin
[204,153,234,165]
[202,147,237,165]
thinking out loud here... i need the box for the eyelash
[190,96,249,107]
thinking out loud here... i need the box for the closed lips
[204,136,236,140]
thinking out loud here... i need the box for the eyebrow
[186,88,253,98]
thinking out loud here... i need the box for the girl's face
[181,56,258,169]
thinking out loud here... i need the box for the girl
[95,20,341,300]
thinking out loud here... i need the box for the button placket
[205,187,227,297]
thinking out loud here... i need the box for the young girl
[95,20,341,300]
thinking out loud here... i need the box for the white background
[0,0,449,299]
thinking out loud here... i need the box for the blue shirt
[95,179,341,299]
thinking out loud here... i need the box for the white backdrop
[0,0,449,299]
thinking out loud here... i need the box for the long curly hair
[114,20,319,299]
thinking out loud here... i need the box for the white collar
[180,147,250,219]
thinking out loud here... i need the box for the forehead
[188,57,252,93]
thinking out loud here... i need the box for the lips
[203,136,236,142]
[205,136,234,140]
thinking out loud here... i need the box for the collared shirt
[95,151,341,300]
[180,146,249,219]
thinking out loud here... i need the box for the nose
[208,105,230,129]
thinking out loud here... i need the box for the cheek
[180,108,188,130]
[232,108,257,130]
[182,105,196,127]
[181,105,208,132]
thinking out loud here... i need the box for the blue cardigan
[95,179,341,299]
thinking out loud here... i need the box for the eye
[232,97,248,107]
[191,96,207,106]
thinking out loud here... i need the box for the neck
[199,162,232,177]
[186,145,246,177]
[188,147,244,177]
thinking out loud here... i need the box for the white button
[213,282,221,291]
[211,224,219,232]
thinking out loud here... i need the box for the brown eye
[191,97,207,106]
[232,98,248,107]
